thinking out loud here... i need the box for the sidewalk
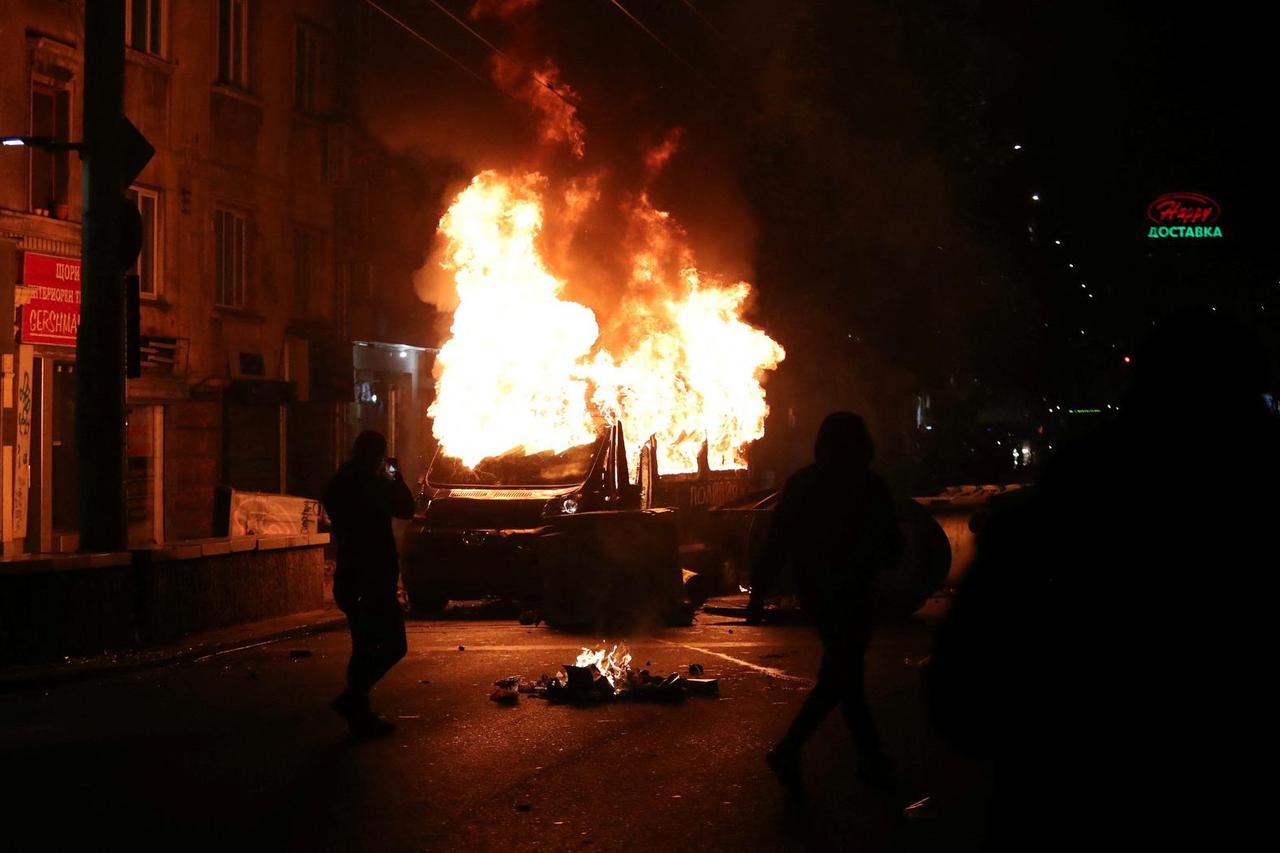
[0,606,347,693]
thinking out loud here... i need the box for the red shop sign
[20,252,81,347]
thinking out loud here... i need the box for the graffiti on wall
[227,489,322,537]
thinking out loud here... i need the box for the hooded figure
[929,309,1280,850]
[323,430,415,737]
[749,411,903,792]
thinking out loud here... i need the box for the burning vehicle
[404,422,685,627]
[402,167,788,626]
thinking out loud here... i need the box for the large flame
[428,170,785,477]
[428,172,599,468]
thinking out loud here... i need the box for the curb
[0,613,347,694]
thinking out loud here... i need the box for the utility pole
[77,1,144,552]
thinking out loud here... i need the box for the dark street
[1,1,1265,849]
[1,612,989,851]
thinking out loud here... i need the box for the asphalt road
[0,612,991,851]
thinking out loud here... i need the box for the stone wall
[0,535,326,664]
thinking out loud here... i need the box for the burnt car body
[403,423,682,627]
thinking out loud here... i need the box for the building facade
[2,0,435,554]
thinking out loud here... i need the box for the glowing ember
[428,171,785,477]
[575,643,633,687]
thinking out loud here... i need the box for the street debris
[288,649,312,659]
[515,803,532,813]
[489,685,519,704]
[490,675,522,703]
[457,645,465,651]
[686,678,720,696]
[488,643,720,705]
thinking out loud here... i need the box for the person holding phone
[322,430,415,737]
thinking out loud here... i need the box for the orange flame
[644,128,684,176]
[427,172,599,468]
[428,170,785,478]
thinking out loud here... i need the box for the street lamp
[1,135,84,153]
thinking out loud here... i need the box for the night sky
[358,0,1268,444]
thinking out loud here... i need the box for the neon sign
[1146,192,1223,239]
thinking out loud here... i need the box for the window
[30,82,70,213]
[125,0,165,55]
[293,227,322,317]
[214,208,247,308]
[125,188,161,298]
[218,0,249,88]
[294,23,328,114]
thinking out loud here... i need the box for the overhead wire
[421,0,580,109]
[361,0,492,88]
[673,0,722,37]
[606,0,696,72]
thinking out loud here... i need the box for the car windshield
[427,439,601,488]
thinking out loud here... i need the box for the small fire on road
[489,643,719,705]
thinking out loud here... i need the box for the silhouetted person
[749,411,903,792]
[323,430,415,737]
[929,309,1280,850]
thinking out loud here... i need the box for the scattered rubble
[488,644,720,705]
[489,686,519,704]
[686,678,720,696]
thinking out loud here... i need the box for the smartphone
[385,457,399,477]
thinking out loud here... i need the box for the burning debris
[489,644,719,705]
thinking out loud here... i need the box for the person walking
[323,430,415,737]
[749,411,903,793]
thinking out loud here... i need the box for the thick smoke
[362,0,980,477]
[360,0,760,323]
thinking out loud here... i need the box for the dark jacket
[322,460,415,607]
[751,463,902,627]
[929,407,1280,850]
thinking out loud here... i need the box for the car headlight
[542,494,581,517]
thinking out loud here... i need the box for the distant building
[1,0,435,554]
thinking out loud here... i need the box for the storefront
[4,246,169,553]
